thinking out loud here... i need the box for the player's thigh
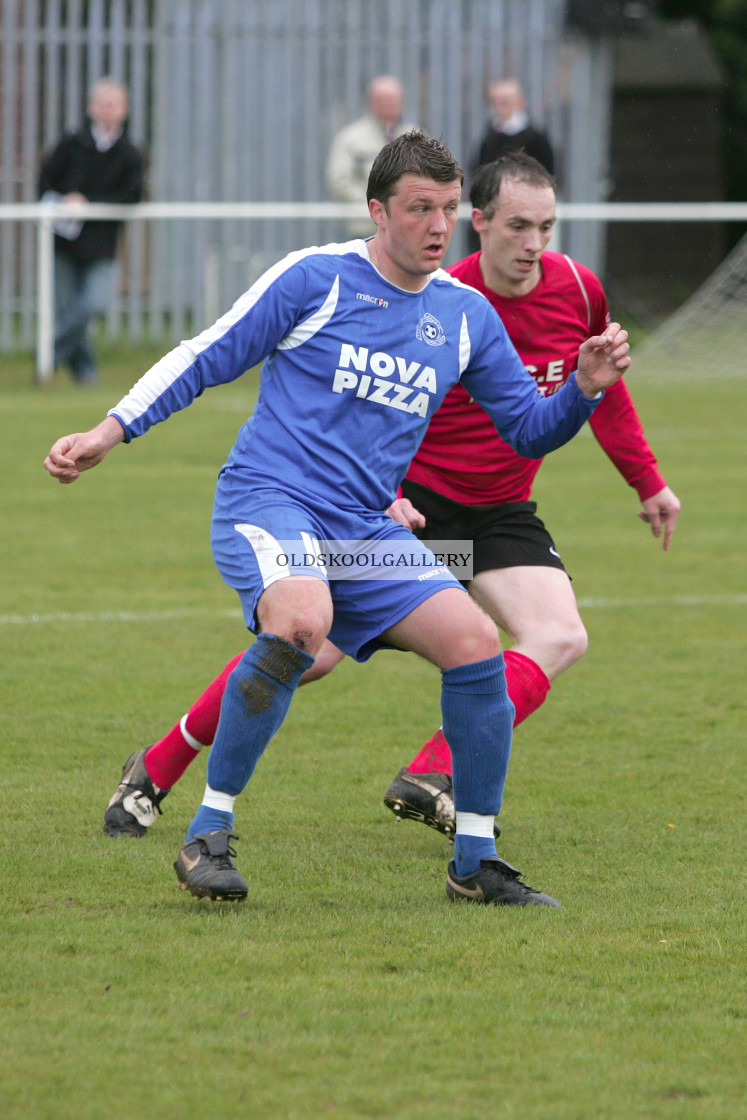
[469,565,582,646]
[384,586,501,670]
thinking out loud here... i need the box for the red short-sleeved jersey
[405,251,665,504]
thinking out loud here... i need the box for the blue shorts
[211,480,465,662]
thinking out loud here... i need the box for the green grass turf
[1,344,745,1119]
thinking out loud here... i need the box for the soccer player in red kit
[104,152,680,840]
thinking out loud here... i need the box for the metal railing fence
[3,198,747,378]
[2,0,623,350]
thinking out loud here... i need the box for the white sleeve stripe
[458,312,471,374]
[563,254,592,331]
[438,270,491,302]
[109,242,361,428]
[277,275,340,350]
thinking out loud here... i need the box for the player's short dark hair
[367,130,464,209]
[470,152,556,220]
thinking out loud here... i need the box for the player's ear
[472,207,488,233]
[369,197,386,227]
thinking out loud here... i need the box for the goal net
[630,231,747,379]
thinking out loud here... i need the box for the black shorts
[401,479,567,581]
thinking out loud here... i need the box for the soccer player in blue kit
[44,132,630,907]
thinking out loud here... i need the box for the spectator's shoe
[174,830,248,901]
[103,748,170,838]
[446,857,561,907]
[384,767,500,839]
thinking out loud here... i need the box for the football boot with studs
[384,767,500,840]
[174,830,248,901]
[103,748,169,838]
[446,856,561,907]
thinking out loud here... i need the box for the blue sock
[441,654,515,876]
[185,634,314,843]
[454,833,498,875]
[189,805,234,838]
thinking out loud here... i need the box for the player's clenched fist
[43,416,125,483]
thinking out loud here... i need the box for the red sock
[144,651,245,789]
[407,728,452,775]
[503,649,551,726]
[406,651,550,777]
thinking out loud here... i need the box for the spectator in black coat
[38,77,144,384]
[466,79,554,253]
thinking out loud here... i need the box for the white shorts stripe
[300,531,328,576]
[233,522,291,590]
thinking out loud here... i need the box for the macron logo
[356,292,389,308]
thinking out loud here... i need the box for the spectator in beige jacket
[326,75,416,235]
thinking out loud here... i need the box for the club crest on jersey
[416,313,445,347]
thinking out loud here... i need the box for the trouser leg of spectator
[54,254,115,382]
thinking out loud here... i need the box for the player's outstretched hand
[575,322,630,398]
[387,496,426,530]
[637,485,681,551]
[43,416,125,484]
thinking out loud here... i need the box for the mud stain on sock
[254,633,311,682]
[239,673,276,713]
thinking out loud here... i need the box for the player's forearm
[589,382,666,497]
[492,372,600,460]
[96,415,126,449]
[573,368,607,399]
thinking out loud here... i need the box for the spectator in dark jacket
[38,77,144,384]
[466,79,554,253]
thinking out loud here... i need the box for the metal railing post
[35,209,55,382]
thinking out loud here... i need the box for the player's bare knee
[450,612,501,666]
[259,598,332,657]
[261,613,329,657]
[300,641,345,684]
[551,622,588,673]
[285,618,329,656]
[300,651,339,683]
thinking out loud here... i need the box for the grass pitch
[1,344,745,1119]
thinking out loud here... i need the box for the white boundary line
[0,609,243,625]
[1,595,744,626]
[577,594,747,608]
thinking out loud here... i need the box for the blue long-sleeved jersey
[109,240,600,514]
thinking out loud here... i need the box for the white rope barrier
[3,200,747,221]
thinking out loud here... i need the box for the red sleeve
[589,379,666,501]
